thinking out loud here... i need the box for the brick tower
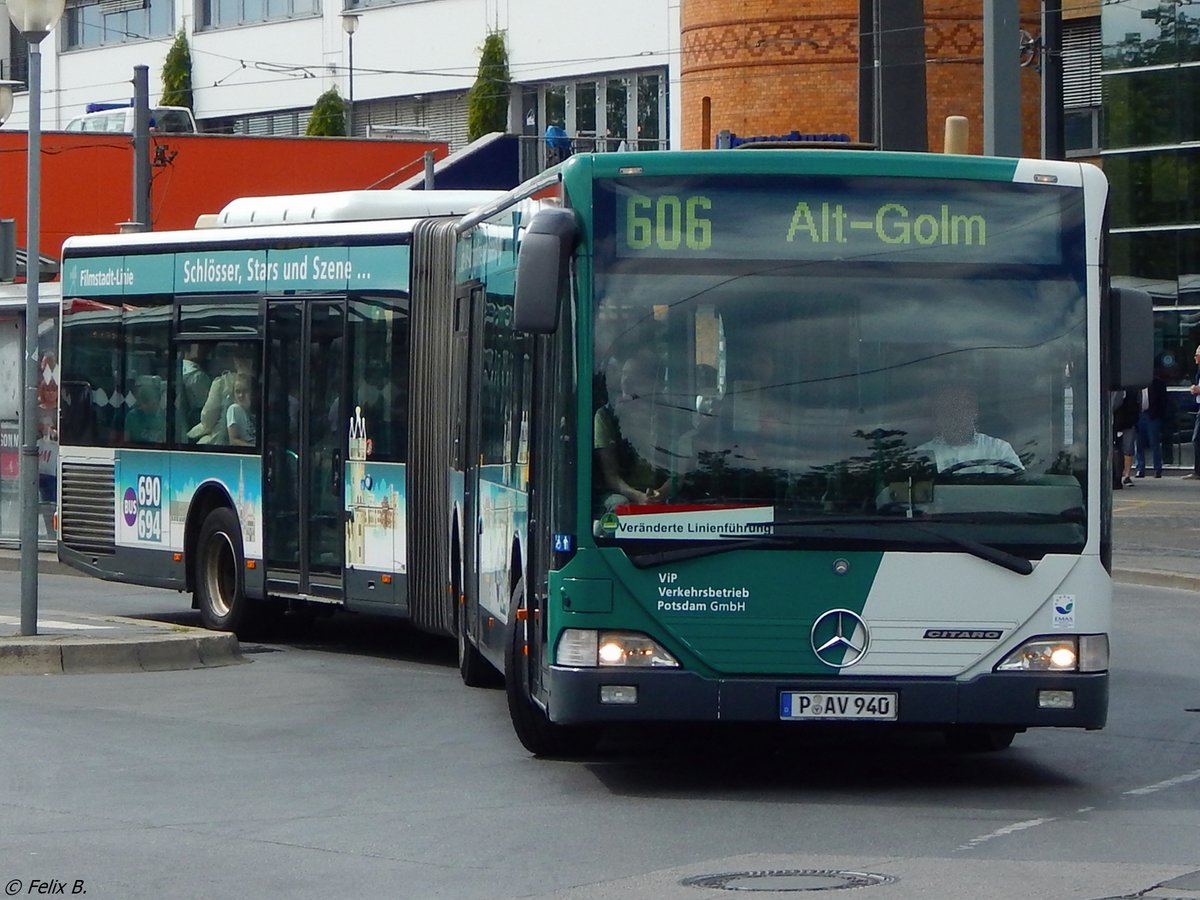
[680,0,1043,156]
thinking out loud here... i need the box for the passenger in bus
[226,374,257,447]
[125,376,166,444]
[177,343,212,442]
[594,351,671,508]
[915,385,1023,475]
[188,346,254,445]
[59,380,98,445]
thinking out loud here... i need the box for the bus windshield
[590,175,1089,554]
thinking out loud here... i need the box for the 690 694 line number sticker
[124,473,163,543]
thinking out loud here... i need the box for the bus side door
[263,299,345,599]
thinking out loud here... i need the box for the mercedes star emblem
[811,608,870,668]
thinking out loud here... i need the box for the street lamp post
[342,13,359,137]
[8,0,65,637]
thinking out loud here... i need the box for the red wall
[0,132,449,260]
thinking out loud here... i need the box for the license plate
[779,691,898,721]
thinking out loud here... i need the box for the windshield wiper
[909,526,1032,575]
[626,515,1033,575]
[920,509,1085,525]
[627,537,780,568]
[765,516,1034,575]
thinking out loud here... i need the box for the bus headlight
[996,637,1077,671]
[995,635,1107,673]
[556,629,679,668]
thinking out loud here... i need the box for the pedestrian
[1114,389,1139,487]
[1135,367,1170,478]
[36,352,58,536]
[1186,345,1200,480]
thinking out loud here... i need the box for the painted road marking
[1124,768,1200,796]
[956,817,1056,852]
[0,615,116,631]
[958,770,1200,852]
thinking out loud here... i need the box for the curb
[0,552,78,578]
[0,627,244,676]
[1113,568,1200,593]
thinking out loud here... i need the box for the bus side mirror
[1109,287,1153,390]
[514,207,576,334]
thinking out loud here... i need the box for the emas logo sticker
[1052,594,1075,629]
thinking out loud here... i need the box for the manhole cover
[681,869,897,892]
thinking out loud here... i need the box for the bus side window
[60,381,97,445]
[185,342,258,447]
[126,375,166,445]
[176,343,213,444]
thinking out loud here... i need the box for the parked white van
[64,104,197,134]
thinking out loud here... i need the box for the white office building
[1,0,679,152]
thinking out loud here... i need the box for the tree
[467,30,510,142]
[307,87,346,137]
[160,30,193,110]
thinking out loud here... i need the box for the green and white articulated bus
[57,149,1150,756]
[56,189,502,641]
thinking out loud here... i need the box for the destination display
[64,243,410,297]
[597,175,1079,266]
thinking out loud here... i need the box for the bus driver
[915,385,1023,475]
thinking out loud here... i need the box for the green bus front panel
[541,544,1109,729]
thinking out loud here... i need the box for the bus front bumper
[544,667,1108,730]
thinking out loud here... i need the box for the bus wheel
[945,726,1016,753]
[195,507,255,636]
[457,602,501,688]
[504,579,599,758]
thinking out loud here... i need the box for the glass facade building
[1103,0,1200,465]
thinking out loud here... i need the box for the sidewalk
[0,478,1193,676]
[1111,469,1200,590]
[0,551,243,675]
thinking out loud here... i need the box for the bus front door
[263,300,346,601]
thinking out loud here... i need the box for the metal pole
[132,64,150,230]
[20,39,43,636]
[857,0,877,147]
[983,0,1022,157]
[876,0,928,151]
[0,219,15,281]
[347,32,354,137]
[1041,0,1064,160]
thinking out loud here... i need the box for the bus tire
[945,726,1016,753]
[504,579,599,758]
[195,506,256,636]
[457,603,502,688]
